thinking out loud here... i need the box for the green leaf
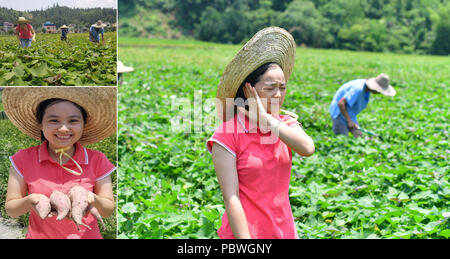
[12,64,25,77]
[439,229,450,239]
[3,72,15,81]
[29,62,49,77]
[121,202,138,214]
[11,77,27,86]
[398,192,410,202]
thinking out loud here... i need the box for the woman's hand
[239,83,271,130]
[28,193,52,219]
[86,190,97,205]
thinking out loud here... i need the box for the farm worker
[60,24,69,41]
[89,20,105,44]
[207,27,315,239]
[117,60,134,87]
[15,17,36,48]
[329,73,396,137]
[3,87,117,239]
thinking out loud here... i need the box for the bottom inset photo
[0,86,117,239]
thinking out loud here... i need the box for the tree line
[0,5,116,31]
[118,0,450,55]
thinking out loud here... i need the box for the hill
[0,4,116,31]
[118,0,450,55]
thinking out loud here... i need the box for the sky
[1,0,117,11]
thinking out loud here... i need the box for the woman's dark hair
[36,98,87,141]
[234,62,282,111]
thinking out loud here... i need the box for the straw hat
[60,24,68,29]
[366,73,396,96]
[93,20,105,28]
[17,17,30,24]
[2,87,117,145]
[216,27,296,121]
[118,61,134,73]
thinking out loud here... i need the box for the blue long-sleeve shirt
[89,26,104,41]
[329,79,370,125]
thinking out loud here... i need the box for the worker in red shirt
[15,17,36,48]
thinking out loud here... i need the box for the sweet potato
[34,195,51,220]
[68,185,91,230]
[87,205,105,229]
[50,190,71,220]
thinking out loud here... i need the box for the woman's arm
[31,27,36,41]
[89,175,115,217]
[15,30,20,42]
[265,114,315,156]
[212,143,251,239]
[5,166,47,218]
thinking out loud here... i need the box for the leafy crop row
[117,39,449,239]
[0,33,116,86]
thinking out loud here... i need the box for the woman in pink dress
[207,27,315,239]
[3,87,116,239]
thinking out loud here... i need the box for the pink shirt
[9,141,115,239]
[16,24,33,39]
[207,112,300,239]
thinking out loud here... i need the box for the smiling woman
[37,99,86,142]
[1,86,117,239]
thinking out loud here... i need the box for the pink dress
[207,112,300,239]
[9,141,116,239]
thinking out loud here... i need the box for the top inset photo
[0,0,117,86]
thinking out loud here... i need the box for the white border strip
[207,138,236,157]
[83,147,88,164]
[96,167,116,181]
[9,156,24,178]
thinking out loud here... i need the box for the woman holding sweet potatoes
[4,87,116,239]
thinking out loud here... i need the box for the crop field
[0,33,117,86]
[118,37,449,239]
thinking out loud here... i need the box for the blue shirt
[89,26,104,41]
[329,79,370,125]
[61,28,68,37]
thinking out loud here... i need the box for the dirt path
[0,217,25,239]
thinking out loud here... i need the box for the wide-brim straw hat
[17,17,30,24]
[2,87,117,145]
[216,27,296,121]
[366,73,396,96]
[118,61,134,73]
[93,20,105,28]
[60,24,68,29]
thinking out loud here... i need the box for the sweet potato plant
[0,33,116,86]
[117,38,449,239]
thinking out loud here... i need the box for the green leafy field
[0,33,117,86]
[118,37,449,239]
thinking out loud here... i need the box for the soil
[0,216,25,239]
